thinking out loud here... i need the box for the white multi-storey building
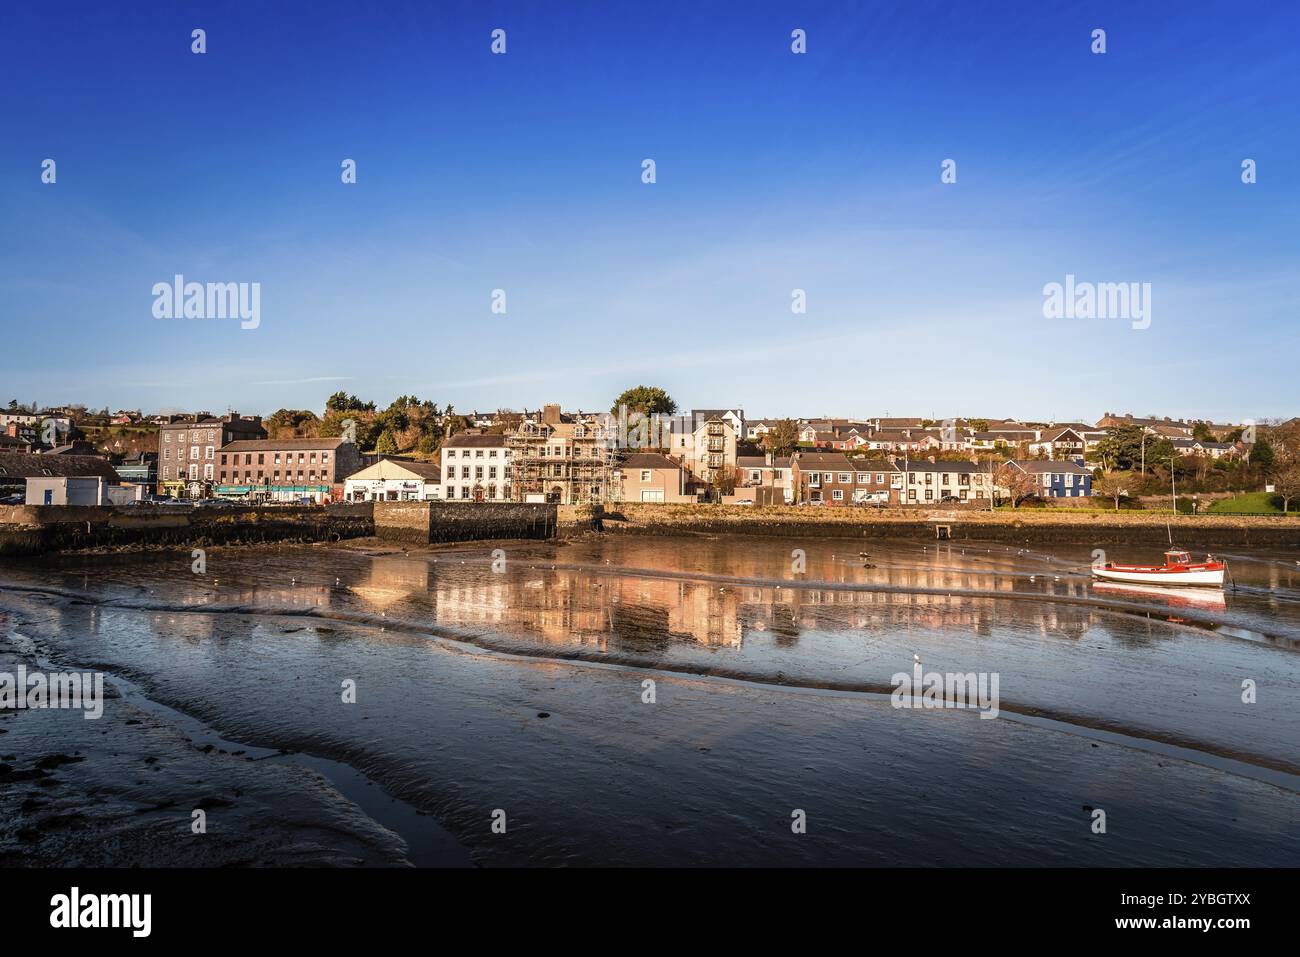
[439,433,512,501]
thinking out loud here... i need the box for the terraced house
[215,437,362,503]
[791,452,901,505]
[900,460,995,503]
[1005,460,1092,498]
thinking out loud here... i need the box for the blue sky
[1,0,1296,424]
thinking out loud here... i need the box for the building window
[832,489,844,501]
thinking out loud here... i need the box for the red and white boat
[1091,549,1225,587]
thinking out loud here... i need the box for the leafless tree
[1092,470,1130,511]
[992,463,1037,508]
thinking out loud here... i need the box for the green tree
[611,385,677,416]
[1250,437,1275,471]
[264,409,320,439]
[375,429,398,455]
[441,404,472,439]
[1096,424,1146,471]
[1146,437,1175,471]
[324,391,375,414]
[762,419,801,455]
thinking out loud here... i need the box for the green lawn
[1206,492,1288,515]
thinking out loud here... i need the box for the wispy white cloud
[251,375,357,386]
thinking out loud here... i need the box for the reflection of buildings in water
[348,557,431,610]
[428,566,745,648]
[344,545,1104,650]
[141,582,337,644]
[736,583,1096,643]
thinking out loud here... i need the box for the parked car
[0,493,24,505]
[853,491,890,506]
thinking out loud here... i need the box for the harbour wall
[4,500,1297,555]
[373,501,558,544]
[594,504,1300,547]
[0,502,374,557]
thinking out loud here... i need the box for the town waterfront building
[215,437,362,503]
[506,404,613,504]
[344,458,442,502]
[440,432,513,502]
[158,413,266,498]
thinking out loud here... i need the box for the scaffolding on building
[506,417,618,504]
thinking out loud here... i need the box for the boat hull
[1091,565,1224,587]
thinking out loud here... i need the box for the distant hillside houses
[0,399,1270,509]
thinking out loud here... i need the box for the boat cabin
[1165,550,1192,566]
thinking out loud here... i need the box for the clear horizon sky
[1,0,1297,425]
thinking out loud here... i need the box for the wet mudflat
[1,534,1297,866]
